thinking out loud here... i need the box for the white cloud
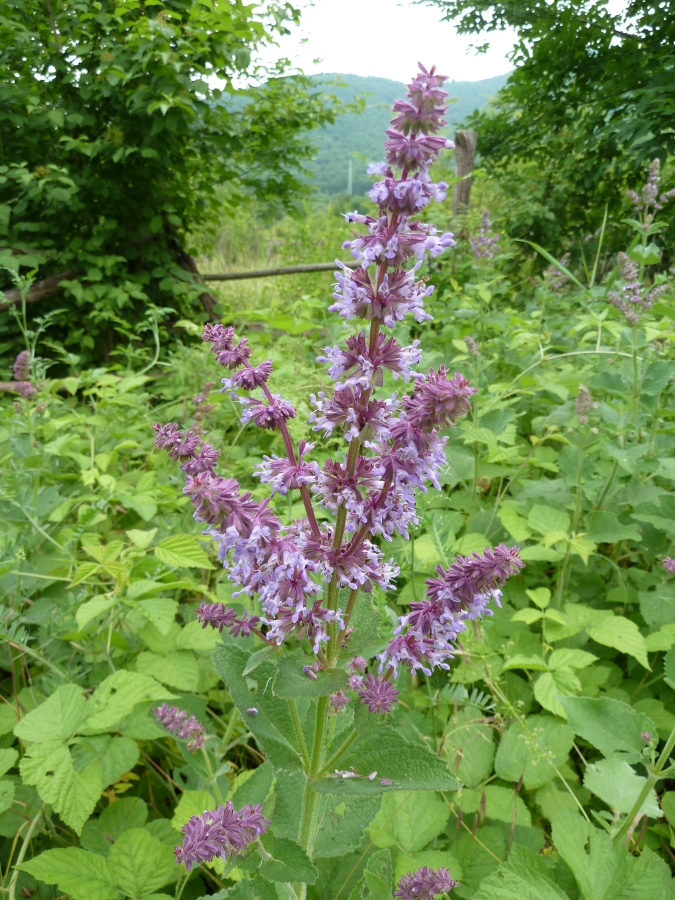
[258,0,516,83]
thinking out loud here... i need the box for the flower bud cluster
[154,703,206,752]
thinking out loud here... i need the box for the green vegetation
[307,73,508,195]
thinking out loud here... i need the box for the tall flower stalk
[154,64,522,889]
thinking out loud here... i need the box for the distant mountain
[307,72,509,196]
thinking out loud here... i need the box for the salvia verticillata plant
[470,209,501,260]
[154,703,207,752]
[153,64,523,890]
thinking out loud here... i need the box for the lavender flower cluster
[175,802,269,871]
[154,703,206,752]
[627,158,675,222]
[395,865,459,899]
[7,350,37,399]
[608,252,668,324]
[153,63,522,714]
[470,210,500,261]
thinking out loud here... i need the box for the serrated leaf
[172,790,216,831]
[498,505,532,542]
[457,784,531,827]
[444,704,495,789]
[586,615,649,669]
[559,696,657,762]
[501,654,549,672]
[534,670,581,718]
[260,838,318,883]
[368,791,449,852]
[212,644,303,771]
[109,828,176,896]
[132,597,178,635]
[526,587,551,609]
[584,758,660,817]
[664,645,675,686]
[567,535,596,565]
[136,650,200,691]
[76,595,117,629]
[72,735,140,788]
[314,793,382,859]
[548,649,597,670]
[20,745,102,834]
[126,528,157,549]
[511,608,543,624]
[81,670,174,734]
[585,511,641,544]
[274,657,348,698]
[21,848,118,900]
[313,721,460,795]
[81,798,149,854]
[154,534,214,569]
[473,844,567,899]
[14,684,87,743]
[0,748,18,778]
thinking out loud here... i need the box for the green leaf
[273,656,348,698]
[473,844,567,899]
[444,705,496,789]
[314,793,382,859]
[71,735,140,788]
[533,670,581,718]
[171,790,216,831]
[559,696,657,762]
[14,684,86,742]
[0,748,18,778]
[664,645,675,689]
[394,850,462,891]
[552,810,674,899]
[212,644,302,770]
[585,511,641,544]
[501,654,549,672]
[548,649,597,670]
[499,505,532,542]
[154,534,214,569]
[232,761,274,808]
[313,721,460,795]
[136,650,201,691]
[511,608,543,624]
[494,715,574,790]
[81,798,149,854]
[76,595,118,629]
[81,670,173,734]
[586,615,650,669]
[109,828,176,897]
[584,758,660,817]
[21,848,119,900]
[217,876,278,899]
[645,624,675,652]
[361,848,394,900]
[369,791,448,853]
[259,838,318,883]
[132,597,178,635]
[458,785,531,827]
[641,360,675,394]
[20,745,102,834]
[526,588,551,609]
[0,780,14,815]
[527,505,570,536]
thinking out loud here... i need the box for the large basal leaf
[583,758,660,817]
[473,844,567,899]
[21,848,119,900]
[20,745,102,834]
[312,722,460,795]
[212,644,302,771]
[368,791,449,853]
[108,828,177,897]
[273,656,348,699]
[14,684,87,743]
[72,735,140,788]
[559,696,657,762]
[259,837,318,884]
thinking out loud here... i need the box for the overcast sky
[259,0,517,84]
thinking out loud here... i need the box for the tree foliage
[0,0,340,355]
[425,0,675,250]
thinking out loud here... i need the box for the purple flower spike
[357,674,399,713]
[664,558,675,575]
[175,802,270,871]
[13,350,31,382]
[154,704,206,752]
[402,367,476,432]
[395,866,459,899]
[196,602,238,633]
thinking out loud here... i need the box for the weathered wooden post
[453,129,478,217]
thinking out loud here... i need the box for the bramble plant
[153,65,523,897]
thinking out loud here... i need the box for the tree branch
[0,269,78,311]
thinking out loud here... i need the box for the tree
[0,0,340,357]
[424,0,675,252]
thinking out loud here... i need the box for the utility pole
[347,158,353,196]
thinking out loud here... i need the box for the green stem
[629,325,640,430]
[594,459,619,510]
[200,747,224,804]
[288,699,310,769]
[614,722,675,844]
[297,694,331,865]
[318,727,359,776]
[337,588,359,651]
[7,806,42,900]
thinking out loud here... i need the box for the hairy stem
[614,722,675,844]
[288,699,310,769]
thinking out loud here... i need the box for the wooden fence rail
[202,261,357,282]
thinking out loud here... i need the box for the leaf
[108,828,176,897]
[394,850,462,891]
[641,360,675,395]
[154,534,214,569]
[664,645,675,690]
[132,597,178,635]
[314,793,382,859]
[533,670,581,718]
[498,505,532,542]
[586,615,650,669]
[0,748,18,778]
[458,785,531,827]
[212,644,303,771]
[511,608,543,624]
[645,624,675,652]
[559,696,657,762]
[82,670,173,734]
[0,780,14,815]
[494,715,574,790]
[218,876,278,899]
[313,721,460,795]
[76,595,117,629]
[14,684,87,742]
[259,838,318,883]
[567,535,596,565]
[232,762,274,808]
[584,759,660,817]
[444,704,496,789]
[171,791,216,830]
[273,656,349,698]
[527,505,570,536]
[501,654,549,672]
[585,511,641,544]
[72,735,140,788]
[526,588,551,609]
[548,649,597,670]
[369,791,449,853]
[81,798,149,854]
[136,650,201,691]
[20,745,102,834]
[21,848,119,900]
[473,844,567,899]
[361,848,394,900]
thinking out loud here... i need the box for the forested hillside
[308,72,508,194]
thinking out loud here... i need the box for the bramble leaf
[20,744,102,834]
[584,758,660,817]
[368,791,449,852]
[108,828,176,896]
[560,696,657,761]
[21,848,119,900]
[259,837,318,883]
[154,533,214,569]
[14,684,86,743]
[473,844,567,899]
